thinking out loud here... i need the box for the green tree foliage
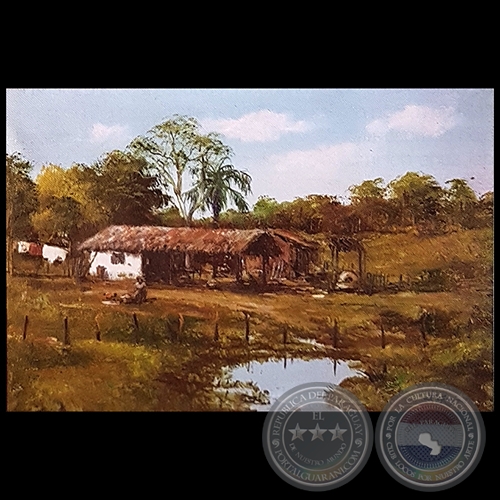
[477,191,493,227]
[444,178,479,229]
[218,209,256,229]
[348,178,398,232]
[349,177,386,203]
[252,196,281,227]
[6,153,38,274]
[129,115,251,225]
[185,136,252,225]
[6,153,38,239]
[91,150,167,226]
[31,164,99,252]
[155,206,185,227]
[388,172,445,228]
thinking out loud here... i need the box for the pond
[217,357,367,411]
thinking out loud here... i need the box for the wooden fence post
[95,319,101,342]
[380,317,386,349]
[178,313,184,342]
[63,316,70,346]
[244,312,250,344]
[166,317,176,342]
[214,310,219,342]
[132,313,139,344]
[22,315,29,340]
[283,326,288,345]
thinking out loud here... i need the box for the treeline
[213,174,493,235]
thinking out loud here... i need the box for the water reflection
[225,357,366,411]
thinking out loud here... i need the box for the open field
[7,228,493,411]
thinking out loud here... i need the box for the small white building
[88,251,142,280]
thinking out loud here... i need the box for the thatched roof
[78,225,285,257]
[271,229,319,250]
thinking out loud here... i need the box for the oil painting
[6,89,493,412]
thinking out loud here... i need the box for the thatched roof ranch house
[78,225,316,284]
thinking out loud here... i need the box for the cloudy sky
[6,88,494,206]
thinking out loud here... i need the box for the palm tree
[187,136,252,224]
[189,163,252,225]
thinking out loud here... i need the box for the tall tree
[186,136,251,225]
[32,164,107,263]
[388,172,445,227]
[444,178,478,228]
[92,150,167,225]
[128,115,202,224]
[348,178,394,232]
[6,153,38,275]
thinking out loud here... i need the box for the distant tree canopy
[215,173,491,235]
[387,172,445,228]
[349,177,386,203]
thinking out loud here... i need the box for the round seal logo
[376,382,485,491]
[262,383,372,491]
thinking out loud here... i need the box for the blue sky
[6,88,494,206]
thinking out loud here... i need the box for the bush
[412,268,453,292]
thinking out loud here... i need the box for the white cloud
[90,123,129,144]
[202,110,312,142]
[272,142,359,174]
[248,141,379,203]
[367,105,458,138]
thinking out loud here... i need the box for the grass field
[7,228,493,411]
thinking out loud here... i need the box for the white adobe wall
[89,251,142,280]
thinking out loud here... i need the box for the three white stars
[288,423,347,442]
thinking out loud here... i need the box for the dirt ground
[7,273,493,411]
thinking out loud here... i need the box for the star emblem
[288,423,307,441]
[309,423,327,441]
[329,423,347,441]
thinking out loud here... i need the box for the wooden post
[166,253,172,284]
[262,254,267,285]
[214,310,219,342]
[236,255,242,282]
[63,316,70,346]
[178,313,184,341]
[283,326,288,345]
[132,313,139,344]
[333,318,339,348]
[358,248,364,287]
[166,317,176,342]
[244,312,250,344]
[380,317,386,349]
[22,315,29,340]
[95,319,101,342]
